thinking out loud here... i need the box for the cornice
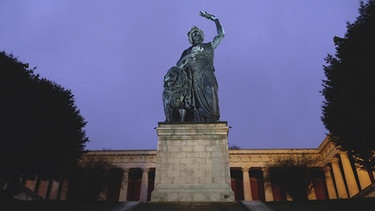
[84,150,157,157]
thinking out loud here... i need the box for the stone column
[262,168,274,202]
[324,166,337,199]
[58,179,69,200]
[37,180,50,199]
[24,177,37,192]
[242,167,252,201]
[140,168,149,202]
[48,180,60,200]
[339,152,359,197]
[331,157,348,198]
[307,181,317,200]
[119,169,129,201]
[356,168,372,190]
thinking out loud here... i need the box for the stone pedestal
[151,122,234,202]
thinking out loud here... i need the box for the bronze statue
[163,66,192,122]
[163,11,225,122]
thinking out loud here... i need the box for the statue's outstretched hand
[199,11,218,21]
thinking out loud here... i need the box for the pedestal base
[151,184,233,201]
[151,122,234,202]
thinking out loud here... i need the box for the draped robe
[178,42,220,122]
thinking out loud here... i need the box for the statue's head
[188,26,204,44]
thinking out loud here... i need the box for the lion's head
[163,66,186,91]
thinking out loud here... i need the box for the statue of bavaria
[163,11,225,122]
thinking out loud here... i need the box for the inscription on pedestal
[151,122,234,201]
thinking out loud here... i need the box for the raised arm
[200,11,225,49]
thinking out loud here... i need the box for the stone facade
[21,136,375,202]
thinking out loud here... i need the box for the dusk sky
[1,1,360,150]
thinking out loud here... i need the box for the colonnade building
[21,136,375,202]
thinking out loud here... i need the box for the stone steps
[133,201,247,211]
[110,201,274,211]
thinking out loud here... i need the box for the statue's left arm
[200,11,225,49]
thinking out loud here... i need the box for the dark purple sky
[1,1,360,150]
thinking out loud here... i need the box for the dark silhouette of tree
[228,144,241,150]
[321,0,375,173]
[68,158,121,202]
[0,51,88,197]
[267,154,321,202]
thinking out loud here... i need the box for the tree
[0,51,88,197]
[321,0,375,172]
[267,154,321,202]
[68,158,121,202]
[228,144,241,150]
